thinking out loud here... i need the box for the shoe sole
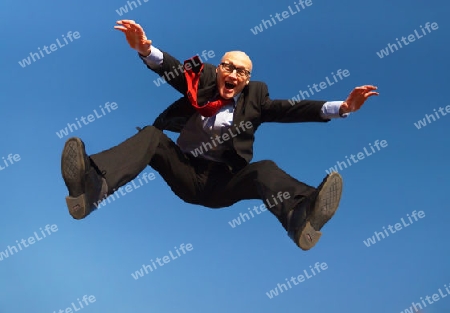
[61,138,89,220]
[298,172,343,250]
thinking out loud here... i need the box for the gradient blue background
[1,0,449,312]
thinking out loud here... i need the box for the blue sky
[1,0,449,312]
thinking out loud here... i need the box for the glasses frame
[219,62,251,77]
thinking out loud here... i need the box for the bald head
[220,51,253,73]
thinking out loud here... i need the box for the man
[61,19,378,251]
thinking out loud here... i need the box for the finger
[130,23,145,35]
[364,92,379,97]
[116,20,135,28]
[118,20,136,24]
[351,87,367,94]
[114,29,127,35]
[354,86,377,92]
[363,87,378,93]
[121,22,134,30]
[131,26,145,38]
[361,85,377,90]
[354,87,377,96]
[121,21,139,30]
[114,26,127,31]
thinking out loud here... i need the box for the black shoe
[287,172,343,250]
[61,137,108,220]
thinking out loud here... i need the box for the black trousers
[89,126,316,229]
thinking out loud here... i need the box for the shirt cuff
[321,101,349,119]
[139,46,164,68]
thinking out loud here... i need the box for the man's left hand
[340,85,379,115]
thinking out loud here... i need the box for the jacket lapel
[233,90,246,123]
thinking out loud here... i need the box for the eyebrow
[223,61,248,70]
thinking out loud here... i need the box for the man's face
[216,52,252,99]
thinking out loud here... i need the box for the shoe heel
[298,222,322,251]
[66,194,88,220]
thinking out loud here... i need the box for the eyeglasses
[219,63,251,77]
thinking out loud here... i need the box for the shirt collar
[213,92,241,107]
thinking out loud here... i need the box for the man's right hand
[114,20,152,57]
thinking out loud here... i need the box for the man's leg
[204,160,315,219]
[61,126,202,219]
[204,160,343,250]
[89,126,162,194]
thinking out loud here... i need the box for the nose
[228,70,238,78]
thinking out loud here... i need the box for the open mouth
[225,82,236,90]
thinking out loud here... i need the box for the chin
[220,89,235,99]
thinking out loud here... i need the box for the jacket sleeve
[140,50,217,97]
[152,96,196,133]
[140,50,188,95]
[259,82,331,123]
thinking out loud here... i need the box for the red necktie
[184,56,233,117]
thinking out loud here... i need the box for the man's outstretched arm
[260,82,378,123]
[114,20,190,95]
[139,47,189,95]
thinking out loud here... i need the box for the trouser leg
[89,126,161,193]
[203,160,317,229]
[89,126,200,203]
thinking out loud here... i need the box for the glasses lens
[222,63,232,72]
[221,63,249,76]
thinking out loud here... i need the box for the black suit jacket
[141,51,331,170]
